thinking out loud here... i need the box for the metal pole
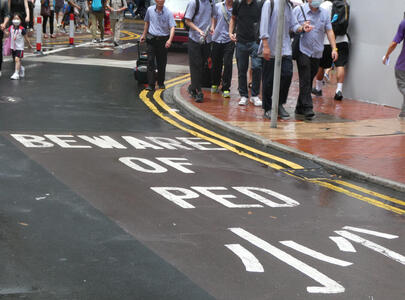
[270,0,286,128]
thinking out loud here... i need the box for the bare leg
[15,57,21,73]
[336,66,345,84]
[315,67,324,81]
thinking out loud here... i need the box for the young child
[4,13,32,80]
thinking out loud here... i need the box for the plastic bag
[3,36,11,57]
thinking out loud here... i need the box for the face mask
[12,19,21,26]
[311,0,323,8]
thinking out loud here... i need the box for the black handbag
[40,1,51,17]
[292,5,306,60]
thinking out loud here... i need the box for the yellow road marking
[332,180,405,207]
[313,180,405,215]
[142,74,404,215]
[158,78,304,170]
[165,74,190,84]
[139,89,286,170]
[120,30,140,41]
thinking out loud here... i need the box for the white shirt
[9,25,26,51]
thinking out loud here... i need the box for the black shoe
[334,91,343,101]
[113,41,119,47]
[312,88,322,96]
[295,108,305,116]
[187,85,197,98]
[263,110,271,119]
[146,85,154,91]
[195,92,204,103]
[278,106,290,119]
[304,109,315,120]
[158,84,166,90]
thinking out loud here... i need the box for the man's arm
[383,42,398,64]
[1,0,10,30]
[228,16,236,42]
[140,21,149,42]
[185,18,204,37]
[260,0,270,60]
[326,29,338,61]
[166,26,175,48]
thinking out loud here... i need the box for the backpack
[331,0,350,36]
[182,0,213,31]
[92,0,103,12]
[235,0,278,43]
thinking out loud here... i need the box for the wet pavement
[0,20,404,300]
[179,67,405,185]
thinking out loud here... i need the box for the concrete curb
[172,84,405,193]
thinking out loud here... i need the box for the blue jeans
[236,41,262,97]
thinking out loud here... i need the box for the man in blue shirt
[259,0,311,119]
[140,0,176,90]
[211,0,234,98]
[293,0,337,120]
[185,0,214,103]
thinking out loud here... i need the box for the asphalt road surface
[0,22,404,300]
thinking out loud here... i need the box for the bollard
[36,16,42,53]
[69,13,74,45]
[104,10,112,35]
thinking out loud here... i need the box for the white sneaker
[10,72,20,80]
[19,66,25,78]
[238,96,249,106]
[250,96,262,107]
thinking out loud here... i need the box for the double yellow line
[139,75,405,215]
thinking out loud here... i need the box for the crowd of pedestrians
[180,0,349,120]
[1,0,405,120]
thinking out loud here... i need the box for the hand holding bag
[3,36,11,57]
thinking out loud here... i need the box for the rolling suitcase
[134,41,148,84]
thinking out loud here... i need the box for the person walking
[8,0,29,28]
[41,0,55,38]
[76,0,89,32]
[293,0,337,120]
[185,0,214,103]
[27,0,33,30]
[140,0,175,91]
[0,0,10,78]
[383,17,405,119]
[4,13,32,80]
[107,0,127,46]
[259,0,312,119]
[312,0,350,100]
[210,0,234,98]
[89,0,106,42]
[229,0,262,107]
[54,0,64,32]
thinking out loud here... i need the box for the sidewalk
[176,67,405,187]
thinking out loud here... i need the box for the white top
[9,26,26,51]
[321,0,349,45]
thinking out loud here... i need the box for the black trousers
[211,41,235,91]
[28,1,34,29]
[262,56,293,112]
[43,10,55,34]
[188,39,211,92]
[146,36,169,86]
[296,51,320,111]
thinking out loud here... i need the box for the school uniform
[144,4,175,88]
